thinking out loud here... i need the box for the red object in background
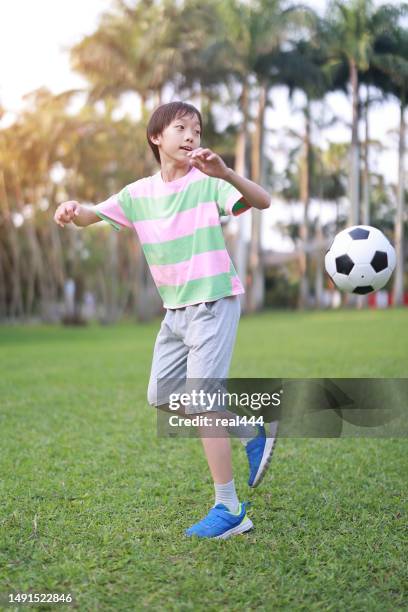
[368,293,377,308]
[389,291,408,305]
[359,291,408,308]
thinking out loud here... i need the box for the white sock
[214,479,239,513]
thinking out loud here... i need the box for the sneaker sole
[214,518,254,540]
[250,421,279,488]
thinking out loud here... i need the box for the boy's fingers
[189,147,204,158]
[199,148,212,158]
[196,150,214,161]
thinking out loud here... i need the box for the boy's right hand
[54,201,81,227]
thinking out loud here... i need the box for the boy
[54,101,278,539]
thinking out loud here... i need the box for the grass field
[1,309,407,611]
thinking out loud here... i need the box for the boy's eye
[176,125,201,135]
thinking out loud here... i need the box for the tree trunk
[12,163,47,319]
[349,58,360,226]
[393,101,406,306]
[154,85,163,107]
[247,80,267,313]
[193,80,202,110]
[314,212,324,308]
[362,86,370,226]
[0,169,24,319]
[135,93,162,321]
[0,241,8,318]
[298,98,311,309]
[106,228,119,322]
[233,77,250,313]
[357,87,371,310]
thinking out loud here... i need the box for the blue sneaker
[246,421,279,487]
[185,502,253,539]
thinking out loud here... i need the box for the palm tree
[0,88,78,319]
[256,37,346,307]
[206,0,310,312]
[320,0,403,226]
[370,22,408,305]
[0,151,24,319]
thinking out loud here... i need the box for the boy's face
[151,113,201,163]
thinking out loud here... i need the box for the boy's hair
[146,101,203,165]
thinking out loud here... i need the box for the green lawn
[1,309,407,611]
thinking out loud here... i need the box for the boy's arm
[187,148,270,210]
[222,168,270,210]
[73,205,101,227]
[54,200,101,228]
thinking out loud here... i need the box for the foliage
[0,0,407,320]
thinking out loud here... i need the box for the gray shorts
[147,296,241,414]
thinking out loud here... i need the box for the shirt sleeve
[216,178,252,217]
[93,188,133,232]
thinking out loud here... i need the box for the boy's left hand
[186,148,230,180]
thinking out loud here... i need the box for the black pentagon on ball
[353,286,374,295]
[371,250,388,272]
[335,254,354,275]
[349,227,370,240]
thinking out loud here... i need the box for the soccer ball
[325,225,396,294]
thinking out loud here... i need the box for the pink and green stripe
[93,167,251,308]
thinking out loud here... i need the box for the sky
[0,0,403,249]
[0,0,112,113]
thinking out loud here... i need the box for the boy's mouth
[180,146,192,151]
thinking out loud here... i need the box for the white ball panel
[347,240,375,265]
[332,273,355,292]
[385,242,396,272]
[330,229,353,255]
[324,251,337,277]
[348,263,376,287]
[365,226,388,245]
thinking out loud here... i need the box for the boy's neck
[160,161,192,183]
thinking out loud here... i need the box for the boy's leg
[197,422,232,483]
[185,297,257,437]
[197,417,240,514]
[185,297,242,512]
[147,304,251,538]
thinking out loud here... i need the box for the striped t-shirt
[93,165,251,309]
